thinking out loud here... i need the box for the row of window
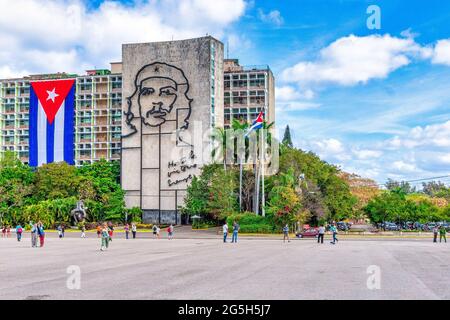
[224,73,266,80]
[225,79,266,88]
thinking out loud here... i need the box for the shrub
[226,212,268,226]
[239,224,276,234]
[226,213,275,233]
[135,223,152,229]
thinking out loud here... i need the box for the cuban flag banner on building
[29,79,75,167]
[245,111,264,137]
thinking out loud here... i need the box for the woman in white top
[131,223,137,239]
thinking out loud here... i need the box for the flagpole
[254,129,260,215]
[261,127,265,217]
[239,155,243,212]
[255,158,260,215]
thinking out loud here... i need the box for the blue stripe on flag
[47,118,55,163]
[29,87,38,167]
[64,86,75,165]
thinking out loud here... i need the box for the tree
[282,125,293,148]
[339,172,380,220]
[182,176,208,216]
[0,151,34,225]
[422,181,449,197]
[76,160,125,222]
[34,162,79,200]
[385,178,416,194]
[365,190,408,227]
[207,167,237,220]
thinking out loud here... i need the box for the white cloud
[432,39,450,66]
[0,0,247,78]
[386,120,450,149]
[276,86,318,111]
[258,9,283,26]
[281,34,431,86]
[300,138,351,162]
[276,86,315,101]
[391,161,417,173]
[352,149,383,160]
[278,101,321,112]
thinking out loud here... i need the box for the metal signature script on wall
[168,150,197,187]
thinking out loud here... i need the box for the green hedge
[226,213,275,233]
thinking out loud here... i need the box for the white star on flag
[46,88,59,103]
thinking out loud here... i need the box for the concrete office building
[223,59,275,131]
[121,36,224,224]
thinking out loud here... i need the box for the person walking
[330,224,339,245]
[231,221,240,243]
[131,223,137,239]
[57,225,63,239]
[156,225,161,239]
[30,223,38,248]
[108,222,114,239]
[433,225,439,243]
[61,224,65,238]
[283,224,290,243]
[124,223,130,240]
[2,225,6,238]
[318,225,325,244]
[81,225,86,238]
[6,226,11,238]
[152,224,158,239]
[15,224,23,242]
[439,226,447,243]
[37,222,45,247]
[100,223,110,251]
[223,222,229,243]
[167,224,174,240]
[96,225,102,238]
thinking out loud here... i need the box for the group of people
[1,225,11,238]
[10,222,46,247]
[30,222,46,247]
[432,225,447,243]
[222,221,240,243]
[124,223,138,239]
[151,224,175,239]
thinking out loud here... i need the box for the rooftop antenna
[227,40,229,59]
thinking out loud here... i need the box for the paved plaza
[1,234,449,300]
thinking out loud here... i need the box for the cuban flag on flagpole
[245,111,264,137]
[29,79,75,167]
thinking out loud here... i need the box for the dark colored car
[296,228,319,238]
[381,222,400,231]
[337,222,349,231]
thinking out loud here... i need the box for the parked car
[296,228,319,238]
[426,223,437,231]
[382,222,400,231]
[337,222,349,231]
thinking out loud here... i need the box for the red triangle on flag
[31,79,75,125]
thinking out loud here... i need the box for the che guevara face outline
[123,62,193,138]
[138,76,178,127]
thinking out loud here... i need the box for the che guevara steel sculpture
[122,61,193,140]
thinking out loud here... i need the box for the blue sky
[0,0,449,185]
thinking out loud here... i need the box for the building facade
[223,59,275,130]
[121,36,224,224]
